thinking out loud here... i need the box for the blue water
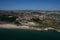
[0,28,60,40]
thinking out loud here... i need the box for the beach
[0,24,42,30]
[0,24,59,31]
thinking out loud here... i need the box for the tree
[14,21,21,26]
[30,18,42,23]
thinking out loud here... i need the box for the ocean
[0,28,60,40]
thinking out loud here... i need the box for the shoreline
[0,24,42,31]
[0,24,60,32]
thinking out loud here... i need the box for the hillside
[0,10,60,31]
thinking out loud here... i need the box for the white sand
[0,24,20,29]
[0,24,59,32]
[0,24,42,30]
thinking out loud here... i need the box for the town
[0,10,60,31]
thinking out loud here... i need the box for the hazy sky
[0,0,60,10]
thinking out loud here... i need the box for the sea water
[0,28,60,40]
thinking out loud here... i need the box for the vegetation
[26,17,60,28]
[30,18,42,23]
[14,21,21,26]
[0,15,18,22]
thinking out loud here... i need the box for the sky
[0,0,60,10]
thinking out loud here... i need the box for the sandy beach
[0,24,42,30]
[0,24,60,32]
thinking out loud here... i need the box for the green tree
[14,21,21,26]
[31,18,42,23]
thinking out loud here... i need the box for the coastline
[0,24,60,32]
[0,24,42,31]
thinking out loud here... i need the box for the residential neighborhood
[0,10,60,31]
